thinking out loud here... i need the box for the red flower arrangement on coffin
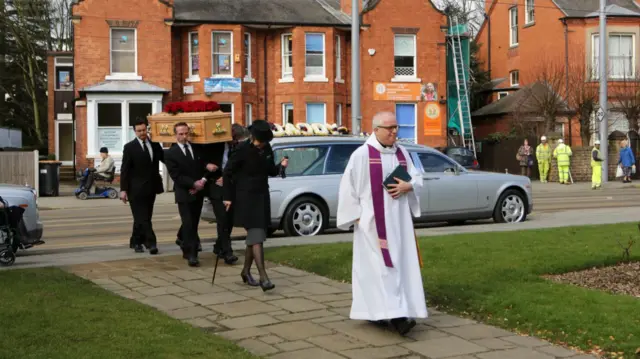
[163,100,221,115]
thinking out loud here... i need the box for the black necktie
[185,144,193,160]
[142,141,151,161]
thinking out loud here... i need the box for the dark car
[437,146,480,170]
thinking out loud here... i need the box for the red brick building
[47,0,449,171]
[473,0,640,145]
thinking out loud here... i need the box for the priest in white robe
[337,111,427,335]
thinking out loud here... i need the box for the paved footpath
[65,253,598,359]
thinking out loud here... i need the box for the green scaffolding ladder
[449,16,476,157]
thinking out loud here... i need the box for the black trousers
[211,196,234,255]
[177,197,204,255]
[129,194,157,248]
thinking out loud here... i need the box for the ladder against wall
[447,17,476,157]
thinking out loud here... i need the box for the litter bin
[39,161,62,197]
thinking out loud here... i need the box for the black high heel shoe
[259,279,275,292]
[240,272,259,287]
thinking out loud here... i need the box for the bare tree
[47,0,72,51]
[566,61,598,145]
[611,75,640,133]
[515,60,571,135]
[434,0,484,35]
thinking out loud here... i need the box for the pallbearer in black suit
[223,120,288,291]
[120,118,165,255]
[165,122,218,267]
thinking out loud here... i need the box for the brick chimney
[340,0,364,15]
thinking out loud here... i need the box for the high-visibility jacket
[553,144,572,166]
[536,144,551,162]
[591,147,602,168]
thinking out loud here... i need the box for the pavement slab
[63,255,597,359]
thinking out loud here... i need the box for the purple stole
[367,144,409,268]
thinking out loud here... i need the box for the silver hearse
[202,136,533,237]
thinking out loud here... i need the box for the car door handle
[424,177,440,180]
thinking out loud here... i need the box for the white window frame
[280,33,294,83]
[244,32,255,82]
[335,35,343,82]
[304,33,328,82]
[592,33,636,80]
[218,102,235,122]
[86,93,162,160]
[187,31,200,82]
[107,28,141,81]
[510,70,519,86]
[54,57,73,92]
[525,0,534,24]
[282,103,294,125]
[394,103,418,144]
[509,7,519,47]
[306,102,327,124]
[211,31,233,78]
[392,34,420,83]
[498,91,509,100]
[336,103,342,126]
[245,103,253,126]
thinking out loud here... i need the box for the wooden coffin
[147,111,233,144]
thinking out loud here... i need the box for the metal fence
[0,150,39,192]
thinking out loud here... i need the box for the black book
[383,165,412,190]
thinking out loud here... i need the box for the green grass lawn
[0,268,259,359]
[267,223,640,358]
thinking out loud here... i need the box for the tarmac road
[31,183,640,254]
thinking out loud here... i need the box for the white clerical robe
[337,135,428,321]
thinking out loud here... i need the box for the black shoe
[223,254,238,265]
[188,256,200,267]
[240,271,259,286]
[390,317,416,336]
[134,245,144,253]
[149,246,158,255]
[259,279,275,292]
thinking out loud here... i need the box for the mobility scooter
[74,167,118,200]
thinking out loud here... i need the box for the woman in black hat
[222,120,288,291]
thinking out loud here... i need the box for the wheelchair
[74,166,118,200]
[0,196,24,267]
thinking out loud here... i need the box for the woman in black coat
[222,120,287,291]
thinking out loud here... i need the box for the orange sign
[423,102,442,136]
[373,82,422,101]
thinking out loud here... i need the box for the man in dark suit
[165,122,217,267]
[120,118,165,255]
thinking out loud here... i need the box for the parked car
[436,146,480,170]
[202,136,533,237]
[0,184,44,251]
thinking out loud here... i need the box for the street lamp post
[351,0,361,135]
[598,0,608,183]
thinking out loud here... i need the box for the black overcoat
[222,140,281,230]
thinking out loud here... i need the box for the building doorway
[56,120,74,165]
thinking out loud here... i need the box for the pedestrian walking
[517,139,534,178]
[536,136,551,183]
[618,139,635,183]
[120,118,165,255]
[222,120,288,291]
[336,111,426,336]
[165,122,218,267]
[591,140,603,189]
[553,138,572,184]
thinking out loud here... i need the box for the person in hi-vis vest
[553,139,572,184]
[536,136,551,183]
[591,140,603,189]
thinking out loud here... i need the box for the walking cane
[211,255,220,285]
[568,169,574,184]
